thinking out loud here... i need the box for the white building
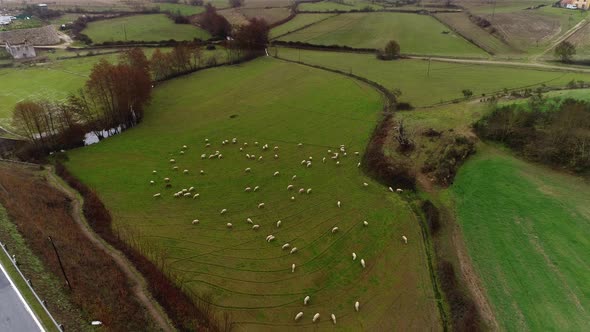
[4,41,36,59]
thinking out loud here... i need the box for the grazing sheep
[332,227,339,234]
[253,186,260,192]
[287,184,294,190]
[152,170,157,174]
[298,188,305,194]
[184,193,192,197]
[218,154,223,159]
[220,208,227,215]
[183,169,189,174]
[313,313,320,323]
[173,166,179,170]
[360,259,366,268]
[396,188,403,193]
[355,301,360,312]
[170,159,176,163]
[328,149,332,153]
[300,160,306,165]
[164,178,170,182]
[262,144,268,150]
[252,225,260,230]
[306,162,312,168]
[206,143,211,147]
[247,218,253,224]
[153,193,161,198]
[292,175,297,180]
[150,180,155,185]
[355,151,360,155]
[273,171,280,176]
[200,170,205,175]
[336,161,340,166]
[246,154,251,159]
[193,193,200,199]
[274,154,279,159]
[189,186,194,192]
[205,139,209,142]
[232,138,237,144]
[363,182,368,187]
[274,146,279,150]
[227,223,233,228]
[245,167,251,173]
[337,201,341,208]
[282,243,290,250]
[243,142,248,147]
[245,187,252,192]
[344,152,347,157]
[331,314,336,325]
[182,145,188,149]
[180,151,185,155]
[298,143,303,147]
[363,220,369,227]
[306,188,312,194]
[255,141,259,146]
[174,193,180,198]
[308,156,313,160]
[352,252,357,260]
[322,157,326,163]
[258,202,265,209]
[294,312,303,321]
[192,219,199,224]
[208,154,215,159]
[292,263,296,273]
[239,148,243,152]
[290,247,298,254]
[388,187,394,192]
[266,235,275,242]
[402,235,408,244]
[291,196,295,201]
[304,296,310,305]
[250,155,256,160]
[357,162,361,168]
[258,156,263,161]
[276,220,282,228]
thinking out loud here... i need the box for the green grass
[0,18,43,31]
[64,58,441,329]
[82,14,210,44]
[278,12,487,57]
[270,13,335,38]
[151,3,205,15]
[450,145,590,330]
[298,0,383,12]
[275,48,590,107]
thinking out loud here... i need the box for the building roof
[0,25,60,46]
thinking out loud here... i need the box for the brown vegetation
[0,165,157,331]
[198,4,231,38]
[422,135,476,186]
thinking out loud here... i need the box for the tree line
[475,97,590,174]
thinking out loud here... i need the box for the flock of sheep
[150,138,407,325]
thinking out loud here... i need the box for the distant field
[270,13,335,38]
[151,3,205,15]
[564,21,590,58]
[275,47,590,106]
[451,146,590,330]
[278,12,487,57]
[298,0,383,12]
[65,58,442,329]
[434,13,516,56]
[82,14,210,43]
[240,7,292,24]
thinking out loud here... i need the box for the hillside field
[270,13,335,38]
[450,146,590,330]
[64,58,442,329]
[274,48,590,107]
[298,0,383,12]
[277,12,487,57]
[82,14,210,43]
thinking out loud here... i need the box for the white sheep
[253,186,260,192]
[292,263,296,273]
[245,187,252,192]
[182,145,187,149]
[206,143,211,147]
[183,169,189,174]
[363,182,368,187]
[255,141,259,146]
[173,166,179,170]
[388,187,394,192]
[331,227,339,234]
[246,153,251,159]
[355,301,360,312]
[150,180,155,185]
[357,162,361,168]
[226,223,233,228]
[352,252,357,260]
[200,170,205,175]
[402,235,408,244]
[355,151,360,155]
[247,218,253,224]
[152,170,157,174]
[337,201,341,208]
[192,219,199,224]
[294,312,303,321]
[322,157,326,163]
[298,143,303,147]
[183,193,192,197]
[300,160,306,165]
[193,193,200,199]
[298,188,305,194]
[328,149,332,153]
[287,184,294,190]
[306,188,312,194]
[276,220,282,228]
[180,151,185,155]
[312,313,320,323]
[258,156,263,161]
[304,296,310,305]
[239,147,243,152]
[252,224,260,230]
[344,152,347,157]
[396,188,403,193]
[220,208,227,215]
[292,175,297,180]
[291,196,295,201]
[170,159,176,163]
[201,154,206,159]
[290,247,298,254]
[308,156,313,160]
[205,138,209,143]
[273,171,280,176]
[153,193,161,198]
[306,162,312,168]
[360,259,366,268]
[282,243,290,250]
[174,193,180,198]
[245,167,251,173]
[363,220,369,227]
[258,202,265,209]
[331,314,336,325]
[336,161,340,166]
[266,235,275,242]
[218,154,223,159]
[274,146,279,151]
[274,154,279,159]
[243,142,248,147]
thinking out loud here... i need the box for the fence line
[0,241,63,332]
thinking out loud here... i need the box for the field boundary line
[0,241,62,332]
[271,13,338,40]
[430,13,496,56]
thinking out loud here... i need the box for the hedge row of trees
[475,97,590,174]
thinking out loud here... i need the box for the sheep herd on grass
[150,138,408,325]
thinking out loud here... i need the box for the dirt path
[45,169,175,332]
[534,19,589,61]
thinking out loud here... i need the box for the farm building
[4,41,36,59]
[0,16,16,26]
[560,0,590,10]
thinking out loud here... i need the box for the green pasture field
[298,0,383,12]
[277,12,487,57]
[151,3,205,15]
[270,13,335,38]
[82,14,210,43]
[274,47,590,107]
[450,145,590,330]
[0,48,226,128]
[64,58,442,329]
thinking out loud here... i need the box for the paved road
[0,262,43,332]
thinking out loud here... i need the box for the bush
[437,260,481,331]
[422,135,475,186]
[421,200,441,234]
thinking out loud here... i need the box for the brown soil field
[483,12,560,50]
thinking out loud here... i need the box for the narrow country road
[0,262,43,332]
[534,19,589,61]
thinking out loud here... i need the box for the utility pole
[48,236,71,290]
[123,24,127,41]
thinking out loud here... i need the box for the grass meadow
[450,145,590,330]
[82,14,210,43]
[275,48,590,107]
[297,0,383,12]
[64,58,441,329]
[270,13,335,38]
[277,12,487,57]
